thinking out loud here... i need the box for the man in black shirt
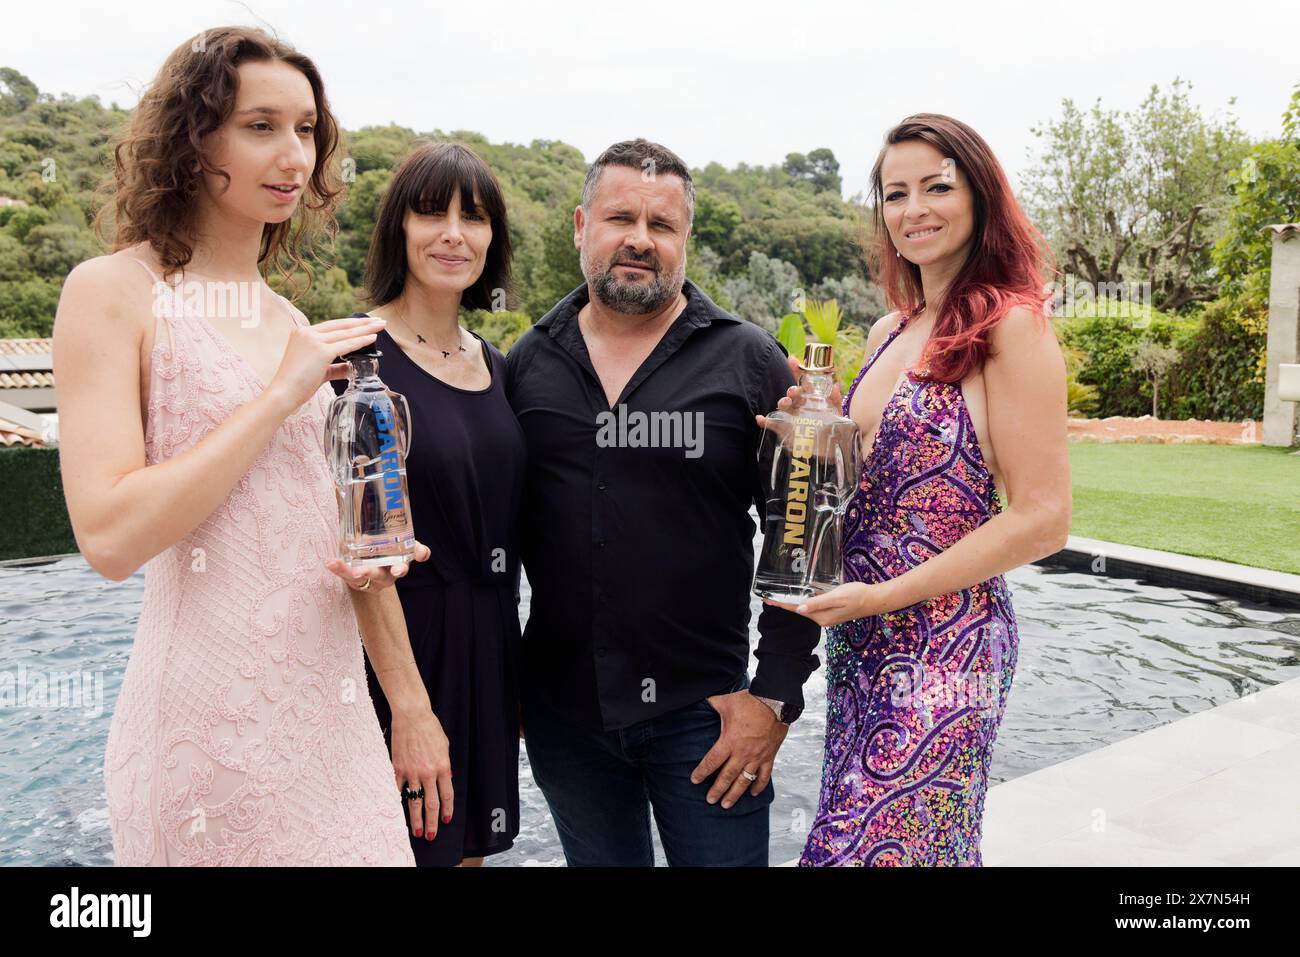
[505,139,821,866]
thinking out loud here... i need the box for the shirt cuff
[749,650,820,709]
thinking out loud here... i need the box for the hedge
[1058,299,1265,420]
[0,446,77,561]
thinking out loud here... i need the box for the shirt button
[597,482,607,491]
[596,646,608,657]
[597,539,606,549]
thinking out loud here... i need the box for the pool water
[2,547,1297,867]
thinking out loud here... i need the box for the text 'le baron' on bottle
[324,322,417,567]
[753,342,860,603]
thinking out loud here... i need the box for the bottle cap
[802,342,834,372]
[342,312,382,361]
[342,343,382,361]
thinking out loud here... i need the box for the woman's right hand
[266,314,387,413]
[390,707,454,842]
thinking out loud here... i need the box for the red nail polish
[443,813,451,823]
[413,827,422,837]
[425,831,433,841]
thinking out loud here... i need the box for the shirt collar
[535,277,740,333]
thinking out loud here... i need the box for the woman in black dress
[333,142,525,866]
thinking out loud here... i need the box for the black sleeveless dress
[332,327,526,865]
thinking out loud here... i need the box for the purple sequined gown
[799,308,1019,867]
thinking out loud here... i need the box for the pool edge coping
[1033,535,1300,609]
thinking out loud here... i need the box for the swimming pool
[2,543,1297,866]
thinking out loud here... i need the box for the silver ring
[741,769,757,782]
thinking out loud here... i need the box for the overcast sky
[3,0,1297,199]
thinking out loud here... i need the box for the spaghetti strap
[129,257,177,359]
[841,305,920,417]
[129,257,164,285]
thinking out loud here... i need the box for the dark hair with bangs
[364,141,512,309]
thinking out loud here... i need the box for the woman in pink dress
[53,26,442,865]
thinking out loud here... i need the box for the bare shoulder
[55,248,155,339]
[987,305,1060,363]
[865,309,903,351]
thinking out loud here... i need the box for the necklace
[391,301,467,359]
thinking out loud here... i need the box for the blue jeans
[521,673,773,866]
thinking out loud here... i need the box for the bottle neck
[347,357,382,385]
[798,370,835,408]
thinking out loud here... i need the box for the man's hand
[690,691,789,809]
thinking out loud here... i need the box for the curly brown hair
[96,25,345,292]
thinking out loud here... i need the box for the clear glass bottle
[753,342,861,603]
[324,341,417,567]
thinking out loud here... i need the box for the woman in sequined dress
[763,114,1072,866]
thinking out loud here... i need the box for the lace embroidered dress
[799,307,1019,867]
[103,259,415,865]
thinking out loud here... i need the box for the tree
[523,197,584,318]
[270,265,359,324]
[1024,78,1252,312]
[1131,340,1181,418]
[334,168,393,286]
[25,223,101,279]
[1212,83,1300,316]
[722,251,801,330]
[691,189,743,254]
[782,148,841,194]
[0,68,39,116]
[810,275,886,330]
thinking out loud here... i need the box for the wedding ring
[741,769,757,782]
[357,577,372,591]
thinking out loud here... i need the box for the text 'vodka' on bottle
[324,324,417,567]
[753,342,861,603]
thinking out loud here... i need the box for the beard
[581,245,685,315]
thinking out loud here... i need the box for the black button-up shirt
[505,278,822,731]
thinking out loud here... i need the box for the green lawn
[1066,443,1300,575]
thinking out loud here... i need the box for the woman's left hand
[762,581,891,627]
[325,539,432,593]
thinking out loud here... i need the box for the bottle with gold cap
[753,341,860,603]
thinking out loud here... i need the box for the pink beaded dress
[102,258,415,866]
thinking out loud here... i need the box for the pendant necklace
[392,302,466,359]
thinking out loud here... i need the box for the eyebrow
[234,106,318,118]
[604,206,680,224]
[884,172,947,189]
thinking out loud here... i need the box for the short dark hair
[364,141,512,310]
[581,138,695,223]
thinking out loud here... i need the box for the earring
[895,249,901,258]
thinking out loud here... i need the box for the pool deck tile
[983,675,1300,866]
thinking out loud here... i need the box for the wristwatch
[753,694,803,725]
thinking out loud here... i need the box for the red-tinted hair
[867,113,1055,382]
